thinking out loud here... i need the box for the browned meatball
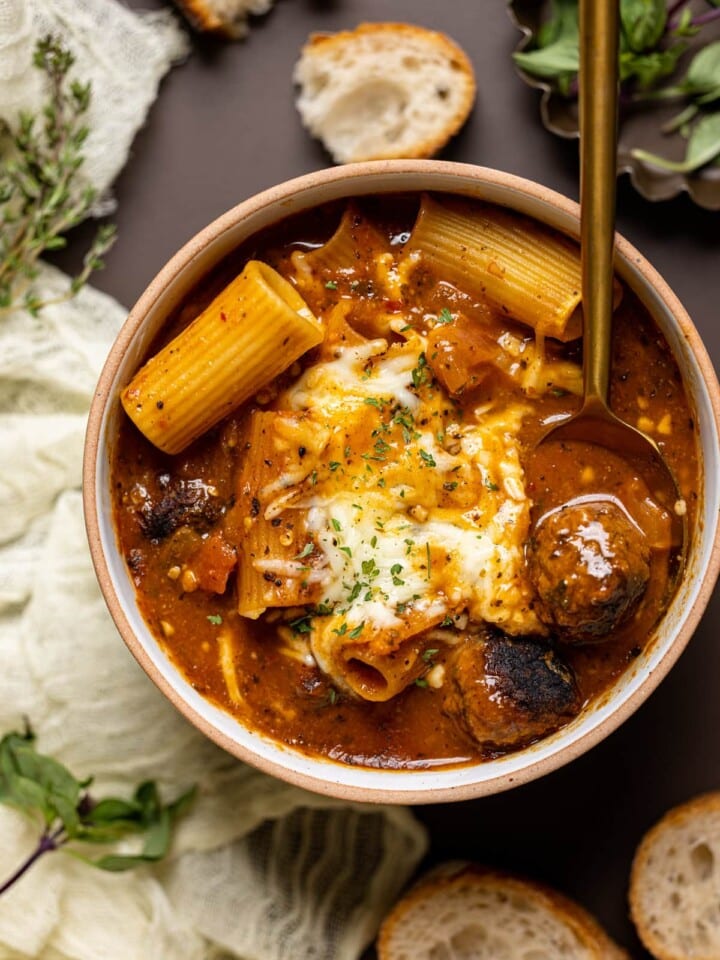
[443,630,580,752]
[529,500,650,642]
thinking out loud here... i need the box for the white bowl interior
[92,168,720,801]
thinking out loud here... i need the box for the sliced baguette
[378,862,628,960]
[294,23,476,163]
[174,0,274,39]
[630,792,720,960]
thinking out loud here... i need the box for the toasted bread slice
[294,23,476,163]
[630,792,720,960]
[174,0,274,39]
[378,862,628,960]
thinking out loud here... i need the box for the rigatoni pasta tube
[121,261,324,454]
[406,195,583,341]
[236,410,329,618]
[311,606,446,702]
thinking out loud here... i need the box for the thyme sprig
[0,724,194,896]
[0,35,116,318]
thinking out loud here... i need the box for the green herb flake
[329,461,341,472]
[339,546,353,558]
[325,280,338,290]
[294,541,314,560]
[331,518,342,532]
[411,352,429,390]
[349,622,365,639]
[419,449,436,468]
[436,307,454,324]
[206,614,223,625]
[443,481,459,492]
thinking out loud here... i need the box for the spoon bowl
[533,0,685,554]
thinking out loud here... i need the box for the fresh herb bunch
[0,724,195,896]
[0,35,116,318]
[513,0,720,173]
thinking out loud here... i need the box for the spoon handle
[579,0,619,409]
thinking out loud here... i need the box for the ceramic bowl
[83,160,720,804]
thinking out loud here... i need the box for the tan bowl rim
[83,159,720,804]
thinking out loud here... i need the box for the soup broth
[112,194,698,769]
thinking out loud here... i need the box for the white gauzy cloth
[0,2,428,958]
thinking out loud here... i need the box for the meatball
[529,500,650,642]
[443,629,580,752]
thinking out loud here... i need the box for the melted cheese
[278,334,543,671]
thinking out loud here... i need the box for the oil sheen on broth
[112,194,698,769]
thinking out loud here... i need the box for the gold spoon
[537,0,685,547]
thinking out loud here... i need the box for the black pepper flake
[156,400,164,410]
[250,497,260,517]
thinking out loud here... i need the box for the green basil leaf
[537,0,578,47]
[685,111,720,167]
[632,111,720,171]
[620,0,667,53]
[672,6,700,38]
[513,0,578,81]
[85,797,143,824]
[0,729,81,830]
[513,39,579,80]
[684,41,720,94]
[620,45,687,88]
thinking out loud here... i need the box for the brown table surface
[57,2,720,956]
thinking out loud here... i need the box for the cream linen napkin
[0,2,428,958]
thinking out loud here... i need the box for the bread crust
[296,22,476,162]
[630,791,720,960]
[378,862,628,960]
[174,0,270,38]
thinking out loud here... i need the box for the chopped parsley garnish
[329,461,341,471]
[339,546,353,558]
[440,615,454,627]
[485,478,500,492]
[206,614,223,626]
[333,622,348,636]
[294,542,314,560]
[425,542,432,581]
[400,323,414,332]
[550,387,568,398]
[419,449,436,468]
[364,397,384,408]
[390,563,405,586]
[325,280,338,290]
[290,614,312,634]
[347,582,363,602]
[436,307,454,324]
[414,677,429,688]
[404,538,415,554]
[443,481,458,492]
[411,352,429,389]
[344,444,352,459]
[422,647,439,662]
[331,518,342,532]
[370,535,378,548]
[349,622,365,639]
[361,558,380,578]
